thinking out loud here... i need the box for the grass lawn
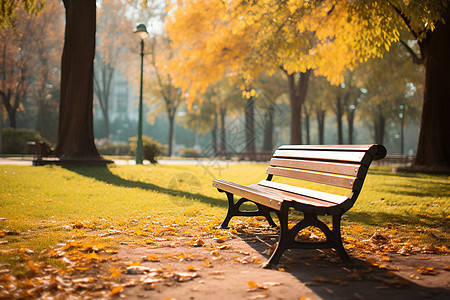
[0,163,449,269]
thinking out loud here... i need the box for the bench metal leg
[262,203,290,268]
[332,214,351,263]
[262,206,351,268]
[218,192,277,229]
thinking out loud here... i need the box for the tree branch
[399,39,424,64]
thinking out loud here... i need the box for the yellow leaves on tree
[166,0,446,101]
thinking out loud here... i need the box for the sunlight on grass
[0,164,448,254]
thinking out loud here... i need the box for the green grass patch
[0,164,448,255]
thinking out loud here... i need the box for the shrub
[97,144,131,156]
[179,148,201,158]
[129,136,164,163]
[1,128,45,154]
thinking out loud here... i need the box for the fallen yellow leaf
[187,265,197,271]
[110,285,123,296]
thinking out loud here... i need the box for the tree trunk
[413,9,450,170]
[219,105,227,155]
[54,0,99,158]
[7,110,16,128]
[0,106,2,153]
[316,109,326,145]
[287,70,310,145]
[335,95,344,144]
[263,104,274,151]
[347,109,355,144]
[212,111,218,156]
[168,112,175,157]
[245,96,255,153]
[1,90,18,129]
[303,105,310,144]
[94,56,114,140]
[103,112,110,140]
[374,108,385,145]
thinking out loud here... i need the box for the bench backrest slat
[278,145,375,151]
[270,158,360,176]
[272,149,366,163]
[267,166,356,189]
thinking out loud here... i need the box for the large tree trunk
[287,70,310,145]
[54,0,99,158]
[413,10,450,170]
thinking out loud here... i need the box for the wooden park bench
[213,144,386,268]
[27,141,53,159]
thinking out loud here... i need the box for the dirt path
[116,233,450,300]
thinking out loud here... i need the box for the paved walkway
[0,157,33,165]
[0,157,245,166]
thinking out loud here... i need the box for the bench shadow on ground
[62,165,227,209]
[237,231,449,300]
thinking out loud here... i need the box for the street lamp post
[134,24,148,164]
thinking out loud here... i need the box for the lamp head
[134,23,148,40]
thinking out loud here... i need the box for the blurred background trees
[1,0,443,170]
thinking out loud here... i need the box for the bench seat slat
[248,184,337,208]
[270,158,360,176]
[257,180,348,205]
[267,167,355,189]
[273,149,366,163]
[213,179,284,210]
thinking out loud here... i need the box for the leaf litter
[1,216,449,298]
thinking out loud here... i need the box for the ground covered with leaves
[1,217,449,299]
[0,164,449,298]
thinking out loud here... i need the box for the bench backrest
[265,144,386,203]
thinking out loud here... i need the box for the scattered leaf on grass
[370,232,389,244]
